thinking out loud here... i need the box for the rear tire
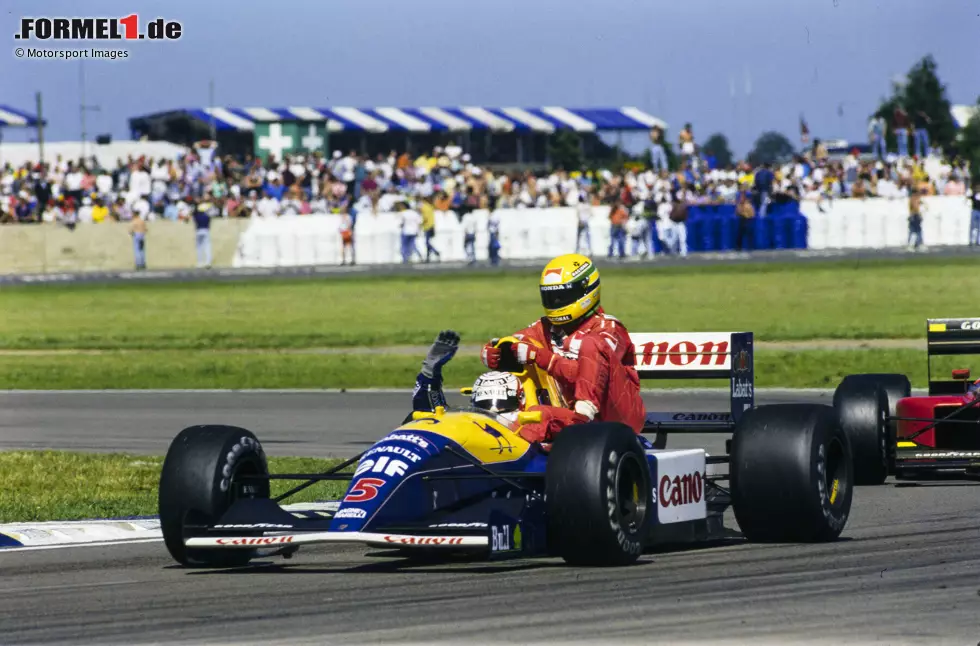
[159,425,270,567]
[546,422,652,566]
[731,404,852,542]
[833,379,891,485]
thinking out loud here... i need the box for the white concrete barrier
[800,195,973,250]
[233,206,616,267]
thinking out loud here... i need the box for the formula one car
[833,317,980,483]
[159,330,853,568]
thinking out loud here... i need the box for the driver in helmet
[410,330,562,441]
[480,253,646,442]
[968,378,980,401]
[468,371,525,425]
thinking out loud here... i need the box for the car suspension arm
[272,451,365,503]
[442,445,543,500]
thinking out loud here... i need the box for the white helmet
[470,371,525,423]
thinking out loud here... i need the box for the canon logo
[659,472,703,508]
[638,341,729,367]
[671,412,731,422]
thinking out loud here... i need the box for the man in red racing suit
[481,254,645,443]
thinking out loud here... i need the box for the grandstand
[128,106,667,166]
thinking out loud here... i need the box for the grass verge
[1,256,977,350]
[0,451,348,523]
[0,349,963,390]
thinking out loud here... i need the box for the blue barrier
[675,202,808,252]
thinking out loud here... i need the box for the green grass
[1,256,976,351]
[0,451,348,523]
[0,348,961,390]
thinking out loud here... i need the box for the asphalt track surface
[1,391,979,645]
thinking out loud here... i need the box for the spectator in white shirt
[575,193,593,254]
[95,170,114,196]
[256,191,280,219]
[444,141,463,160]
[655,194,674,252]
[460,207,478,264]
[63,162,84,204]
[397,202,422,263]
[487,208,502,266]
[131,196,151,221]
[627,209,650,259]
[77,196,94,224]
[128,164,151,200]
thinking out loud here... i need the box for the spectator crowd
[0,124,974,265]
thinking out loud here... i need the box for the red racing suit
[504,308,645,440]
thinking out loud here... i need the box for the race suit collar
[542,307,605,344]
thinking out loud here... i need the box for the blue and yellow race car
[159,330,853,568]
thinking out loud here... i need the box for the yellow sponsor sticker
[928,323,947,332]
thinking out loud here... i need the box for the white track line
[0,538,163,553]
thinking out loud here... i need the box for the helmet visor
[540,278,597,310]
[471,393,521,413]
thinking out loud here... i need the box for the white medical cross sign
[301,124,324,151]
[257,123,293,159]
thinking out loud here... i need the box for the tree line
[546,55,978,181]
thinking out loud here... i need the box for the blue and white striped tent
[142,106,667,133]
[0,105,42,127]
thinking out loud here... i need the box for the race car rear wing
[630,331,754,432]
[926,318,980,395]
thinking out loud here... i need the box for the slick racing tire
[545,422,652,566]
[835,373,912,471]
[731,404,852,543]
[833,378,892,485]
[159,425,270,568]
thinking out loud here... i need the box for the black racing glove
[421,329,460,379]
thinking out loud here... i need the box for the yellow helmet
[538,253,600,326]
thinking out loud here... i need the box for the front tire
[545,422,652,566]
[731,404,852,542]
[159,425,270,567]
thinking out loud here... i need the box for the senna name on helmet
[470,371,525,423]
[538,253,600,327]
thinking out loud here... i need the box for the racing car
[159,330,854,568]
[832,317,980,483]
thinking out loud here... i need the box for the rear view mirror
[952,369,971,380]
[460,387,473,395]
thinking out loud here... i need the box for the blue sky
[3,0,978,156]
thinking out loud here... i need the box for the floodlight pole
[208,79,216,141]
[79,62,101,160]
[35,91,45,164]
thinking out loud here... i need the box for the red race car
[833,317,980,483]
